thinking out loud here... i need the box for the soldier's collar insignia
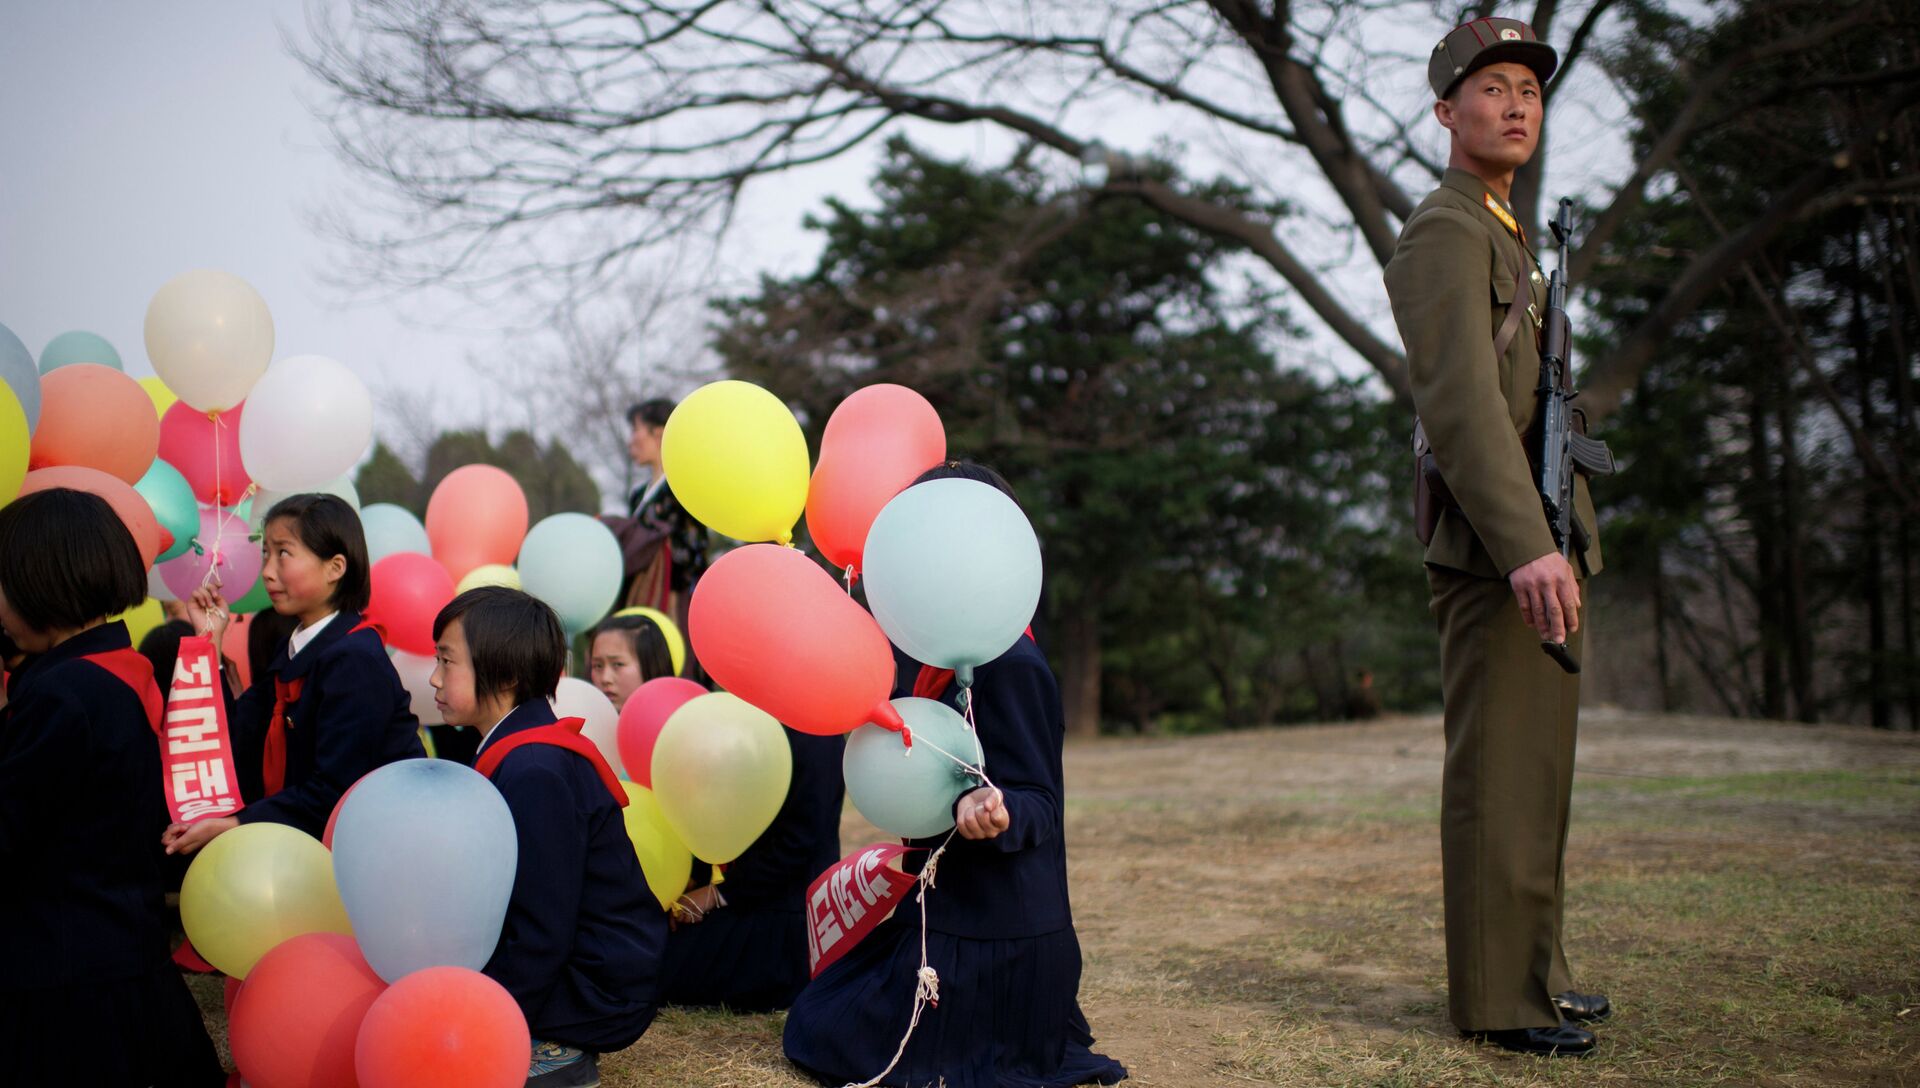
[1483,192,1521,238]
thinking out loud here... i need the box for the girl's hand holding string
[185,586,232,644]
[954,787,1010,841]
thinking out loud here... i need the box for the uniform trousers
[1428,564,1585,1031]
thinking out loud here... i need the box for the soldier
[1382,17,1610,1057]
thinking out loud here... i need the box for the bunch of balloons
[1,271,376,629]
[181,761,532,1088]
[646,379,1042,848]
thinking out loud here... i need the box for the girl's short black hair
[0,489,148,634]
[586,613,676,682]
[433,587,567,707]
[911,459,1021,506]
[262,494,370,614]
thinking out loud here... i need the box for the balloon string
[837,831,954,1088]
[196,410,255,595]
[844,564,855,596]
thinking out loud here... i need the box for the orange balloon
[425,465,528,583]
[354,966,528,1088]
[688,544,906,736]
[28,363,161,484]
[230,932,386,1088]
[18,465,170,566]
[806,384,945,576]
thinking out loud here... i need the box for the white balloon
[238,355,373,493]
[249,476,362,531]
[552,677,623,778]
[390,648,444,726]
[144,269,274,412]
[147,566,178,603]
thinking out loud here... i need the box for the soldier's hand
[1508,552,1581,644]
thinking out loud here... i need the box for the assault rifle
[1535,199,1616,674]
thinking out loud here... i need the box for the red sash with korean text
[157,636,246,823]
[806,842,922,978]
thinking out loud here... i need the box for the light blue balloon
[134,459,199,563]
[862,478,1042,688]
[361,502,431,564]
[39,329,122,373]
[844,698,983,839]
[518,511,622,635]
[330,758,518,984]
[0,322,39,433]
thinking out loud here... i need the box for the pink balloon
[688,544,906,737]
[157,400,251,506]
[160,506,262,603]
[366,552,456,656]
[806,384,945,576]
[616,677,707,787]
[425,466,528,583]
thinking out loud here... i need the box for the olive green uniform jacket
[1386,168,1601,580]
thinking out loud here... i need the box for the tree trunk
[1748,383,1786,720]
[1652,541,1675,712]
[1057,605,1103,738]
[1773,334,1817,723]
[1851,225,1892,728]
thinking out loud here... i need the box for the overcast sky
[2,1,1631,495]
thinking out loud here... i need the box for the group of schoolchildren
[0,457,1126,1088]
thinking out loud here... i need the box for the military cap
[1429,17,1558,99]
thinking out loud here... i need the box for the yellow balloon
[179,822,352,978]
[650,693,792,864]
[137,376,177,420]
[618,781,694,910]
[116,597,167,648]
[613,606,685,676]
[660,380,810,545]
[456,563,522,594]
[0,382,26,502]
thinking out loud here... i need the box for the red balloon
[223,612,254,691]
[367,552,455,655]
[230,932,386,1088]
[689,544,906,736]
[806,384,945,576]
[354,966,528,1088]
[18,465,170,567]
[157,400,250,506]
[28,364,162,485]
[424,466,528,583]
[616,677,706,787]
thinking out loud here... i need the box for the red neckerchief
[264,619,382,797]
[911,628,1034,701]
[78,648,165,733]
[473,716,628,807]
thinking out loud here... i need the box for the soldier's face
[1436,63,1542,171]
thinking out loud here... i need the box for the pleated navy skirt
[1,963,225,1087]
[783,914,1126,1088]
[661,906,811,1012]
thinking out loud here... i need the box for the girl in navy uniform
[164,494,422,853]
[783,463,1125,1088]
[660,726,845,1011]
[432,587,665,1088]
[0,488,224,1087]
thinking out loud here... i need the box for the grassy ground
[190,710,1920,1086]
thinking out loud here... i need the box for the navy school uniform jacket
[893,636,1074,940]
[478,700,666,1052]
[0,623,173,986]
[227,610,424,838]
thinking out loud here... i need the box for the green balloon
[39,330,122,373]
[134,459,199,563]
[230,575,274,616]
[843,697,983,839]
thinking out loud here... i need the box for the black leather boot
[1463,1023,1597,1056]
[1552,990,1612,1023]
